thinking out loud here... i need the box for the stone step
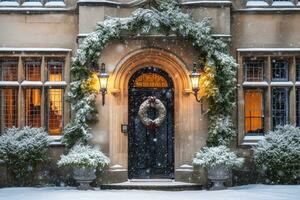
[101,180,202,191]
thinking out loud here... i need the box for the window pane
[272,59,289,81]
[48,60,63,81]
[297,89,300,127]
[0,88,18,129]
[134,73,168,88]
[244,59,264,81]
[25,88,41,127]
[272,88,288,129]
[48,89,63,135]
[0,59,18,81]
[244,90,264,134]
[25,60,41,81]
[296,59,300,81]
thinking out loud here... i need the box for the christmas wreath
[138,96,166,131]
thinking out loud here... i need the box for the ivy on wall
[62,0,238,148]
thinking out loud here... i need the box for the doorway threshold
[130,179,173,182]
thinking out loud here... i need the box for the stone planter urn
[73,167,96,190]
[207,165,230,190]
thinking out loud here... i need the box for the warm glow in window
[134,73,168,88]
[1,88,18,128]
[48,60,63,81]
[25,60,41,81]
[0,60,18,81]
[25,88,41,127]
[244,90,264,134]
[48,89,63,135]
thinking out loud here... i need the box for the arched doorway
[128,67,174,179]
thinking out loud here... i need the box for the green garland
[62,0,238,148]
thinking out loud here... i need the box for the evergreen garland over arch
[63,0,238,148]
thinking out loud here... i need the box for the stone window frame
[0,50,70,142]
[246,0,298,7]
[237,50,300,146]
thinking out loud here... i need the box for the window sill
[0,1,19,7]
[241,135,265,146]
[44,81,67,87]
[270,81,293,86]
[242,81,268,87]
[272,2,294,7]
[246,1,269,7]
[0,81,19,87]
[22,2,43,7]
[48,135,64,146]
[21,81,43,87]
[44,1,66,7]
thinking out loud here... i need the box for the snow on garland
[138,96,166,131]
[62,0,238,148]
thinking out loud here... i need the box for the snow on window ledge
[48,135,64,146]
[270,81,293,86]
[44,1,65,7]
[246,1,269,7]
[272,1,294,7]
[21,81,43,86]
[22,2,43,7]
[241,135,265,146]
[242,81,269,87]
[44,81,67,87]
[0,81,19,86]
[0,1,19,7]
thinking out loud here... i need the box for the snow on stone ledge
[0,81,19,87]
[237,48,300,52]
[0,1,19,7]
[44,81,67,87]
[21,81,43,86]
[246,1,269,7]
[44,1,66,7]
[270,81,293,86]
[0,47,72,52]
[22,2,43,7]
[272,1,294,7]
[242,81,268,87]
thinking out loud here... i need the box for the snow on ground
[0,184,299,200]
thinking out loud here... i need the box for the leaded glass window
[25,60,41,81]
[24,88,41,127]
[133,73,168,88]
[272,59,289,81]
[272,88,289,129]
[297,88,300,127]
[244,59,264,81]
[47,60,63,81]
[0,59,18,81]
[296,59,300,81]
[244,89,265,135]
[0,88,18,129]
[47,88,63,135]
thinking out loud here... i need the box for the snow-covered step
[101,180,202,190]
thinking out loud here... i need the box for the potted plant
[193,145,244,190]
[57,144,110,190]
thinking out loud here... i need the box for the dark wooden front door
[128,67,174,179]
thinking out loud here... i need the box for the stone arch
[110,47,192,95]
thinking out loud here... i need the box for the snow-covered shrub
[207,115,236,147]
[253,125,300,184]
[0,127,50,186]
[57,144,110,168]
[193,145,244,169]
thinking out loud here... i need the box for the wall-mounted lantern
[189,62,204,102]
[97,63,109,106]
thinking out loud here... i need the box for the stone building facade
[0,0,300,185]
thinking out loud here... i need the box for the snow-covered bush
[193,145,244,169]
[0,127,50,186]
[57,144,110,168]
[253,125,300,184]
